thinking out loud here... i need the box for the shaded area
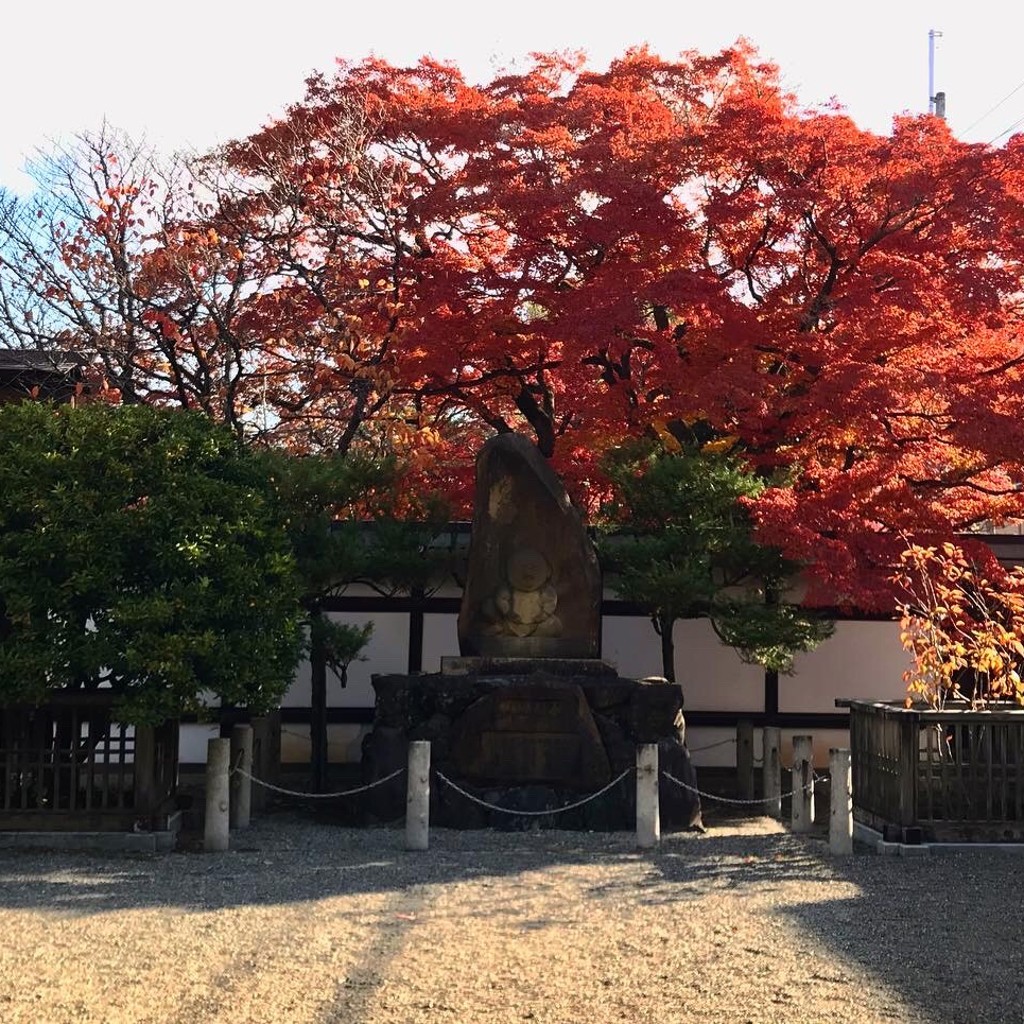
[2,813,1023,1022]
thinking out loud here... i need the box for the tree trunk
[309,608,328,793]
[658,614,677,686]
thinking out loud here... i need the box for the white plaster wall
[782,620,907,713]
[282,611,407,708]
[602,616,763,711]
[685,726,851,770]
[422,612,460,673]
[683,727,738,768]
[673,619,765,713]
[178,723,220,764]
[601,615,665,679]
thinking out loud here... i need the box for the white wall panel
[178,723,219,763]
[279,723,371,764]
[280,612,408,707]
[601,615,665,679]
[673,619,765,712]
[782,621,907,713]
[422,612,460,672]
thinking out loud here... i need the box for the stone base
[441,656,619,677]
[361,665,702,831]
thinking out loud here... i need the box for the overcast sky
[2,1,1021,193]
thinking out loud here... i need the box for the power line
[990,110,1024,146]
[962,77,1024,137]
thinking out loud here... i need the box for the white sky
[2,1,1022,194]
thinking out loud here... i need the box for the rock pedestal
[361,660,703,831]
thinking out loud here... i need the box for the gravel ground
[1,812,1023,1024]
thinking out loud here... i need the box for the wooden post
[405,741,430,851]
[763,726,782,819]
[898,712,919,831]
[132,724,157,822]
[636,744,660,848]
[229,724,253,830]
[792,734,815,833]
[204,737,230,852]
[736,720,755,801]
[829,747,853,855]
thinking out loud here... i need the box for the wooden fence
[0,690,178,831]
[845,699,1024,842]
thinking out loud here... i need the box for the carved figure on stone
[458,432,601,658]
[481,547,562,639]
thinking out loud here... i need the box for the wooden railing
[842,699,1024,842]
[0,691,178,831]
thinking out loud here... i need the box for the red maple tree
[207,45,1024,601]
[4,45,1023,604]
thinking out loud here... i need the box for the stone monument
[361,433,702,831]
[457,432,601,659]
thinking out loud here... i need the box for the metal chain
[662,770,826,807]
[434,767,634,817]
[231,765,405,799]
[686,737,737,753]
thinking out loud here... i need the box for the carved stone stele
[458,432,601,659]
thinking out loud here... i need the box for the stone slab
[441,657,618,677]
[0,823,179,854]
[449,682,611,788]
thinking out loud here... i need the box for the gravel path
[1,813,1022,1024]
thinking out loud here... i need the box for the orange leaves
[895,542,1024,709]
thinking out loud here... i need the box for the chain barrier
[686,737,737,753]
[435,766,634,818]
[662,770,829,807]
[231,765,406,799]
[280,726,357,755]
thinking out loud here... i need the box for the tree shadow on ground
[639,821,1024,1024]
[3,809,1024,1023]
[0,807,842,918]
[778,849,1024,1024]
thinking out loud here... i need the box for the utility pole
[929,29,946,118]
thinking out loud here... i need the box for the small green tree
[0,403,304,724]
[261,450,453,789]
[598,436,833,693]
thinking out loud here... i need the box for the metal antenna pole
[928,29,944,114]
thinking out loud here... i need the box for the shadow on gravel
[0,812,827,917]
[4,810,1024,1024]
[640,826,1024,1024]
[778,850,1024,1024]
[0,809,671,915]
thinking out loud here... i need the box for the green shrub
[0,403,304,723]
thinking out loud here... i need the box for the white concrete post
[405,741,431,851]
[763,726,782,819]
[636,744,660,848]
[204,737,231,852]
[792,734,815,833]
[229,724,254,830]
[829,747,854,855]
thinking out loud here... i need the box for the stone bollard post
[791,735,815,833]
[229,723,254,830]
[405,741,431,851]
[763,726,782,819]
[736,720,755,801]
[204,737,231,852]
[636,744,660,848]
[829,747,854,855]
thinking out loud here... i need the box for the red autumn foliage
[4,45,1024,605]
